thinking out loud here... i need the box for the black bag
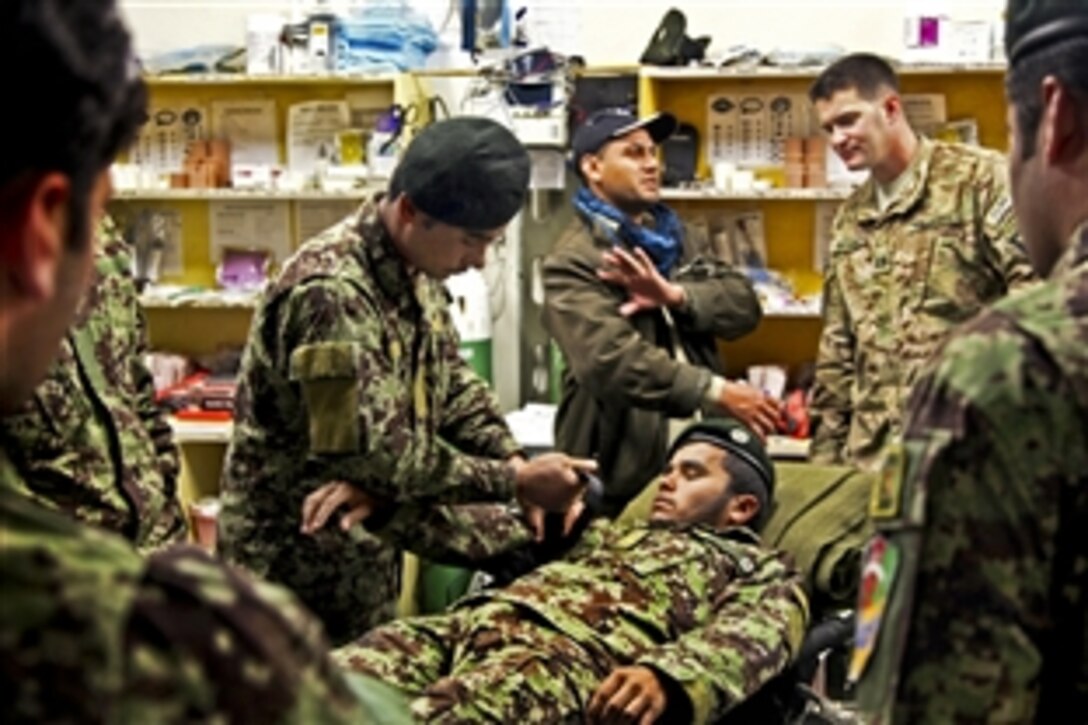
[640,9,711,66]
[661,122,699,187]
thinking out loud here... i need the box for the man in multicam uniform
[219,116,593,645]
[807,53,1037,468]
[852,0,1088,719]
[335,418,809,724]
[0,1,406,720]
[0,216,187,551]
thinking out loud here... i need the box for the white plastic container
[446,269,492,385]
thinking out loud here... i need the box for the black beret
[667,417,775,499]
[391,116,530,229]
[1006,0,1088,65]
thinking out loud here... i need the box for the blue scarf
[573,186,683,276]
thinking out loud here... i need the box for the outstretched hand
[598,246,685,317]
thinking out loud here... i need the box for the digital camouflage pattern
[220,198,522,645]
[855,224,1088,720]
[336,518,809,723]
[810,139,1037,468]
[0,218,186,551]
[0,448,410,723]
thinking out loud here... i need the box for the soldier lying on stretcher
[302,418,809,724]
[302,418,813,722]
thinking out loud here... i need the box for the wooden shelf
[660,187,852,202]
[763,309,822,320]
[145,73,397,86]
[766,435,811,460]
[114,187,378,201]
[641,62,1006,80]
[140,293,259,310]
[169,418,233,444]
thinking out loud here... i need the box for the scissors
[379,102,419,155]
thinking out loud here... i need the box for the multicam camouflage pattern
[0,448,409,723]
[810,139,1037,468]
[0,218,186,551]
[219,198,522,645]
[337,518,809,723]
[855,224,1088,720]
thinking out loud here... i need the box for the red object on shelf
[156,370,237,420]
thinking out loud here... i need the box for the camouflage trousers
[334,601,612,723]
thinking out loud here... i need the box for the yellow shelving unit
[112,71,429,529]
[638,63,1009,377]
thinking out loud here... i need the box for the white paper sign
[295,200,358,243]
[211,99,279,166]
[209,201,291,264]
[287,101,350,172]
[133,104,208,172]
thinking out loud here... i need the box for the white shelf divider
[660,187,852,202]
[168,418,233,444]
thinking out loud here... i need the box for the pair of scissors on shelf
[378,96,451,154]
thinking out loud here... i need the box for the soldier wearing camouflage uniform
[808,54,1037,468]
[220,117,592,645]
[0,217,187,551]
[853,1,1088,719]
[0,1,408,720]
[336,419,809,724]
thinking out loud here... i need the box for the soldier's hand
[523,498,586,543]
[512,453,596,517]
[716,380,783,439]
[300,481,380,535]
[587,666,667,725]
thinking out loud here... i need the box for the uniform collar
[1049,220,1088,280]
[355,196,418,311]
[854,137,935,225]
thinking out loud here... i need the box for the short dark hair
[1006,36,1088,160]
[809,53,900,103]
[723,454,771,533]
[0,0,147,250]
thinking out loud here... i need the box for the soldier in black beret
[851,0,1088,720]
[220,115,597,645]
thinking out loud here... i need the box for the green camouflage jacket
[219,198,522,645]
[810,139,1037,468]
[0,220,185,551]
[0,448,409,723]
[854,223,1088,721]
[447,518,810,723]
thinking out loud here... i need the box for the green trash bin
[417,560,476,614]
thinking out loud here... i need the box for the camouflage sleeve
[369,502,535,566]
[131,306,186,548]
[879,310,1083,722]
[637,551,809,723]
[97,227,186,548]
[275,279,516,505]
[975,151,1037,292]
[436,304,522,460]
[809,254,855,465]
[120,546,409,723]
[672,257,763,340]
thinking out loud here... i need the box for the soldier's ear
[0,171,71,301]
[724,493,760,528]
[1040,76,1086,166]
